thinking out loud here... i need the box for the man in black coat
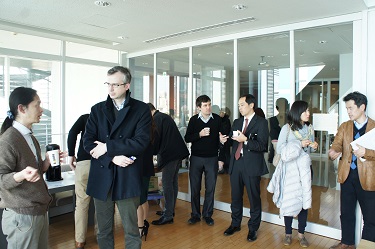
[83,66,151,249]
[222,94,269,242]
[147,103,190,226]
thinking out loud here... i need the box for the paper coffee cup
[232,131,239,137]
[48,149,60,167]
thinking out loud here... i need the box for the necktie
[235,118,249,160]
[350,131,360,169]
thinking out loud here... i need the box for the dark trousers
[161,159,181,219]
[230,156,262,232]
[284,209,308,234]
[340,168,375,245]
[94,195,141,249]
[189,156,218,218]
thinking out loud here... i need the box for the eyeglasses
[104,82,126,88]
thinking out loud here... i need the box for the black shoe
[224,225,241,236]
[156,210,175,217]
[187,216,201,224]
[151,216,173,225]
[204,217,214,226]
[247,230,257,242]
[218,169,225,174]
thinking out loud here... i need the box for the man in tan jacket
[328,92,375,249]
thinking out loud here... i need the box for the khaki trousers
[74,160,91,243]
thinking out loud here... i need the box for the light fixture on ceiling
[94,1,111,7]
[117,36,128,40]
[258,56,267,65]
[232,4,248,10]
[319,40,327,44]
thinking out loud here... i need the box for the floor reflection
[178,156,341,229]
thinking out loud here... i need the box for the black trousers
[189,156,218,218]
[230,156,262,232]
[340,168,375,245]
[284,209,308,234]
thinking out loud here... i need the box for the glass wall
[129,55,154,103]
[238,32,291,119]
[7,58,61,154]
[0,57,5,124]
[293,23,353,229]
[193,41,234,117]
[156,49,190,192]
[126,23,354,236]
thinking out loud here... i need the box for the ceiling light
[281,53,288,56]
[94,1,111,7]
[319,40,327,44]
[112,42,120,46]
[226,52,233,55]
[232,4,248,10]
[144,17,256,43]
[117,36,128,40]
[259,56,267,65]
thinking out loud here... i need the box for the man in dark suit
[223,94,269,242]
[83,66,151,249]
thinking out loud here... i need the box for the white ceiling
[0,0,368,54]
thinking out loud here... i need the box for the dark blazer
[83,91,151,201]
[153,110,189,170]
[269,115,281,140]
[229,114,269,176]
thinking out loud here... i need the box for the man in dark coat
[147,103,190,226]
[83,66,151,249]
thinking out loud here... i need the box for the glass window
[193,41,234,118]
[0,57,5,125]
[238,33,291,119]
[0,30,61,55]
[66,42,119,63]
[9,58,61,154]
[294,23,353,230]
[156,49,189,127]
[129,55,154,102]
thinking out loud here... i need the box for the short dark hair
[196,95,211,108]
[240,94,256,108]
[147,103,156,111]
[343,91,367,110]
[107,66,132,84]
[287,100,309,131]
[1,87,37,135]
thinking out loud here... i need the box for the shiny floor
[178,156,341,229]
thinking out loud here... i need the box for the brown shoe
[329,242,355,249]
[75,241,86,249]
[283,234,292,246]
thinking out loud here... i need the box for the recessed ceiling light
[226,52,233,55]
[112,42,120,46]
[232,4,248,10]
[281,53,288,56]
[94,1,111,7]
[319,40,327,44]
[117,36,128,40]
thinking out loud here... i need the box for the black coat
[83,92,151,201]
[153,110,189,170]
[229,114,269,176]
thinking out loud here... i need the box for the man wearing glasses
[83,66,151,249]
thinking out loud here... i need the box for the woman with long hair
[0,87,56,249]
[268,100,318,248]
